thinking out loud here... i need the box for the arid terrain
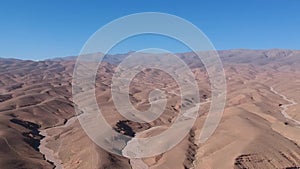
[1,49,300,169]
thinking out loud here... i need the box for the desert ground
[0,49,300,169]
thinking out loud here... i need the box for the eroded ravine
[39,115,79,169]
[122,101,210,169]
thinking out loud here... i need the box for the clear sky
[0,0,300,60]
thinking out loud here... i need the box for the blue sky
[0,0,300,60]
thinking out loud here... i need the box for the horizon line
[1,48,299,62]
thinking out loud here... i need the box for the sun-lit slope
[192,58,300,169]
[1,49,300,169]
[0,59,131,169]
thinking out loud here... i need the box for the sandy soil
[1,49,300,169]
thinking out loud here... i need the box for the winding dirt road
[270,86,300,126]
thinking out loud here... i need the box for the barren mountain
[0,49,300,169]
